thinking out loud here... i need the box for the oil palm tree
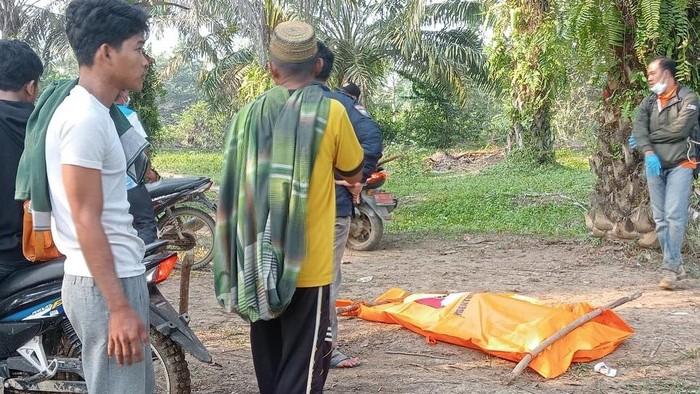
[568,0,700,243]
[0,0,69,69]
[487,0,567,164]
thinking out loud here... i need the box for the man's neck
[0,91,25,102]
[78,67,119,108]
[277,74,315,90]
[663,80,679,96]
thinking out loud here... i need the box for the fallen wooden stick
[502,291,642,385]
[649,340,663,358]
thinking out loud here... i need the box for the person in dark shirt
[0,39,43,283]
[315,42,383,368]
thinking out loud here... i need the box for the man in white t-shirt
[44,1,154,392]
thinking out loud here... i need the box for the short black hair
[652,56,677,78]
[0,40,43,91]
[340,82,361,99]
[65,0,150,66]
[316,41,334,80]
[270,54,320,78]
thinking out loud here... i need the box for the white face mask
[650,72,668,95]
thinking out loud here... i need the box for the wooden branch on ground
[649,340,663,358]
[502,291,642,385]
[519,192,589,212]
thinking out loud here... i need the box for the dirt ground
[426,150,505,173]
[160,233,700,394]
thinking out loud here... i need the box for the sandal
[330,348,360,368]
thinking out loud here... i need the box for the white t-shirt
[45,85,146,278]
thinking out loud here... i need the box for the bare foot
[330,348,361,368]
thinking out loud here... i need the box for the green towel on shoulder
[213,85,329,322]
[14,79,149,229]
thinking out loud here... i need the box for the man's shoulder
[54,99,110,126]
[678,85,699,100]
[49,97,113,138]
[325,91,373,119]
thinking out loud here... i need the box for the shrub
[161,101,229,150]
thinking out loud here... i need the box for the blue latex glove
[629,135,637,149]
[644,153,661,177]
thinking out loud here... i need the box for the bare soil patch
[426,149,504,173]
[160,233,700,393]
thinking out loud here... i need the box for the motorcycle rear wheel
[157,207,216,270]
[150,328,192,394]
[346,205,384,251]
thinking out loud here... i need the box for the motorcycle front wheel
[346,205,384,251]
[157,207,216,270]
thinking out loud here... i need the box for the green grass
[153,147,594,238]
[153,150,223,182]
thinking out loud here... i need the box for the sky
[32,0,179,56]
[149,26,179,56]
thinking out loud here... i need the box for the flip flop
[330,348,360,368]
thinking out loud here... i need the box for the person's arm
[332,103,364,185]
[657,92,700,140]
[337,163,363,185]
[633,98,653,153]
[62,165,149,366]
[143,148,160,183]
[355,117,383,181]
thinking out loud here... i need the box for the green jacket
[633,85,700,169]
[15,80,148,230]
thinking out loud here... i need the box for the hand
[347,182,363,204]
[629,135,637,149]
[334,180,352,187]
[145,168,160,183]
[108,306,149,366]
[644,153,661,177]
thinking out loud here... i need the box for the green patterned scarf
[214,85,329,322]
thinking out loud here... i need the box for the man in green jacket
[632,56,700,290]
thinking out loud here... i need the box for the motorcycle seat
[146,176,210,199]
[0,258,65,300]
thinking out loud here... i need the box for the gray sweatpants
[62,274,154,394]
[330,216,351,349]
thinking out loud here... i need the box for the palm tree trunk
[585,10,657,247]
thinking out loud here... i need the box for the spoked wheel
[346,205,384,251]
[158,207,215,270]
[150,328,191,394]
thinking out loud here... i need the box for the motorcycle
[346,156,399,251]
[0,240,212,394]
[147,177,217,270]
